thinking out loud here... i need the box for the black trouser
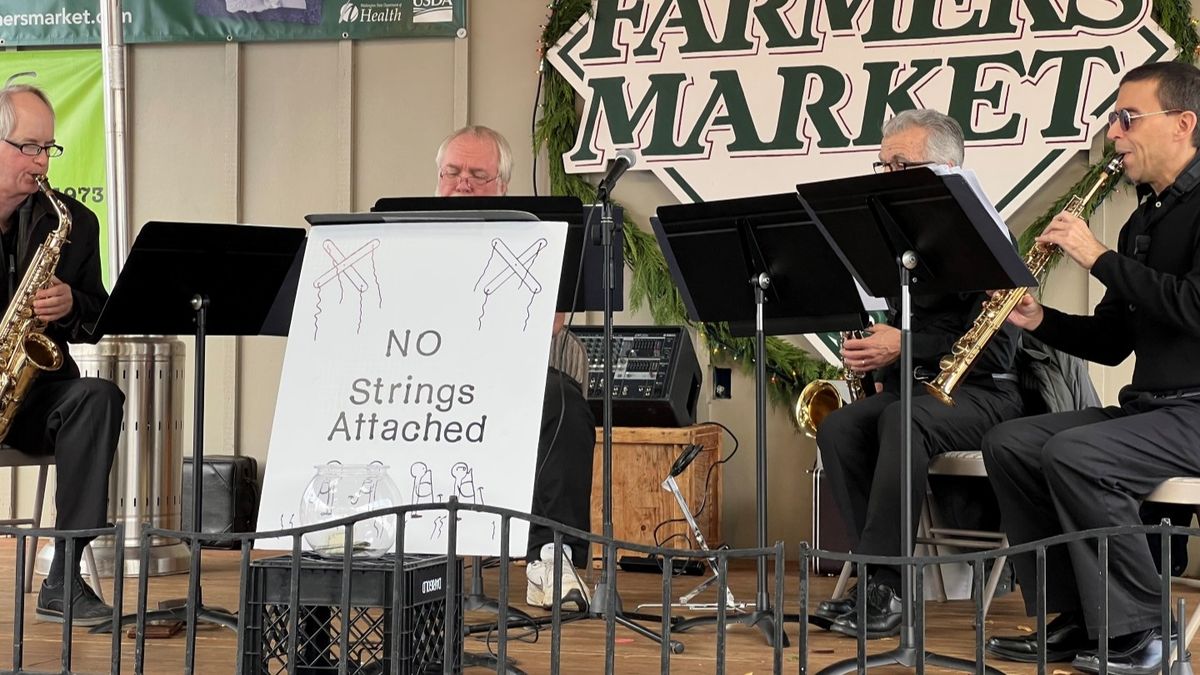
[526,368,595,566]
[982,394,1200,639]
[816,381,1023,586]
[6,377,123,580]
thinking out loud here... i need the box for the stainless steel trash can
[36,336,190,577]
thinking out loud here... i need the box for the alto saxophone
[924,156,1124,406]
[0,175,71,440]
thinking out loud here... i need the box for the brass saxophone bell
[794,379,844,438]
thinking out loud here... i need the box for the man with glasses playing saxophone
[983,61,1200,674]
[0,84,122,626]
[812,109,1025,639]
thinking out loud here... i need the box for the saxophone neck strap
[14,195,33,275]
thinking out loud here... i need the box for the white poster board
[257,219,567,557]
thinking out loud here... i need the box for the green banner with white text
[0,0,465,46]
[0,52,109,286]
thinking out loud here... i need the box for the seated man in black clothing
[813,109,1025,639]
[983,61,1200,675]
[0,84,124,626]
[435,125,595,610]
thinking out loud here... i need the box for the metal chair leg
[24,465,48,593]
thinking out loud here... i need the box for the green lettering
[946,52,1027,141]
[569,74,702,164]
[754,0,819,48]
[685,70,772,153]
[1022,0,1144,32]
[635,0,754,58]
[581,0,646,60]
[818,0,871,32]
[864,0,1016,41]
[777,65,852,149]
[1029,47,1122,138]
[855,59,943,146]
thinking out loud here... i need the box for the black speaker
[182,454,261,548]
[568,325,702,427]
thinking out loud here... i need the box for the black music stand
[371,196,624,314]
[88,222,305,653]
[652,192,875,648]
[794,167,1033,674]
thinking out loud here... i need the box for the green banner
[0,0,465,46]
[0,52,109,286]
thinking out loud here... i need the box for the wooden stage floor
[0,540,1194,674]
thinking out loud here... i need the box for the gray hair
[881,109,965,166]
[0,84,54,140]
[435,125,513,183]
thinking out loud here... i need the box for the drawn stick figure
[450,462,483,505]
[410,462,434,519]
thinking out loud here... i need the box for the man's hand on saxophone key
[840,323,900,372]
[1004,292,1044,331]
[981,289,1044,331]
[1037,210,1109,270]
[33,275,72,323]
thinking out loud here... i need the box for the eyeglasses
[1107,108,1183,131]
[3,139,63,158]
[872,160,935,174]
[438,168,500,188]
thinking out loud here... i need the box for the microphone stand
[586,185,683,654]
[499,176,684,657]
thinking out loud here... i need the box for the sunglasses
[1107,108,1183,131]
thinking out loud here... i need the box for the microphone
[596,149,637,199]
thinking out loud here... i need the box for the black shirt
[0,190,108,381]
[1034,154,1200,394]
[0,224,16,298]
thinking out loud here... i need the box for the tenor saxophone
[0,175,71,440]
[924,156,1124,406]
[794,328,873,437]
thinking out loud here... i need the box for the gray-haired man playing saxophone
[0,84,123,626]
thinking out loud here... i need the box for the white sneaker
[526,544,590,610]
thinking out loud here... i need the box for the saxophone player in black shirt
[984,61,1200,674]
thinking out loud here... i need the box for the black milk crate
[240,553,463,674]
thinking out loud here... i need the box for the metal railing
[2,508,1197,674]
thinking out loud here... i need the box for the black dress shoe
[829,581,902,639]
[36,577,113,627]
[1072,627,1184,675]
[809,584,859,630]
[985,612,1093,663]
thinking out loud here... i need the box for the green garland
[537,0,1199,415]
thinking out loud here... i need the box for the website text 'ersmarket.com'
[0,9,132,28]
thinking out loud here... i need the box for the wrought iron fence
[2,506,1197,674]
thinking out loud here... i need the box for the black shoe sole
[984,644,1079,663]
[808,613,837,631]
[35,609,110,628]
[828,621,902,640]
[1071,649,1190,675]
